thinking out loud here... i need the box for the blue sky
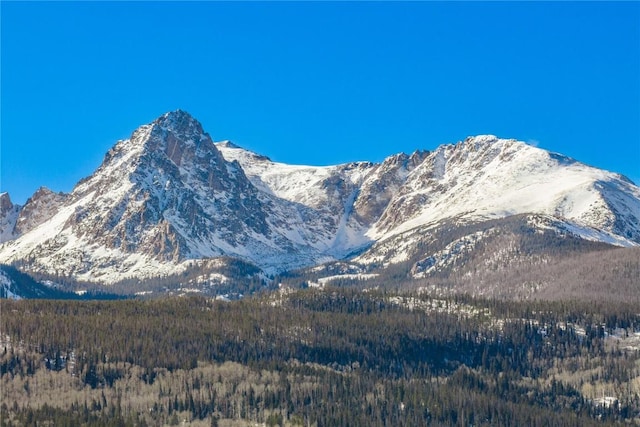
[2,1,639,204]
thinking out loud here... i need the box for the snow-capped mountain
[370,136,640,243]
[0,111,354,281]
[1,110,638,289]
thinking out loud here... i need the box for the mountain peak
[0,192,14,214]
[217,140,241,149]
[459,135,520,151]
[30,186,55,199]
[153,109,205,137]
[464,135,500,144]
[109,109,222,169]
[158,108,195,121]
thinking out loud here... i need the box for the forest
[1,287,639,426]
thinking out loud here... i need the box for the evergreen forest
[1,288,639,426]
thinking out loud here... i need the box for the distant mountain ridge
[1,110,638,292]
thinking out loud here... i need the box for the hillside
[2,289,639,425]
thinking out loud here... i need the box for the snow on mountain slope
[216,141,348,206]
[1,113,638,287]
[216,141,376,254]
[371,136,640,243]
[353,150,429,225]
[0,111,342,281]
[1,111,388,282]
[0,269,21,300]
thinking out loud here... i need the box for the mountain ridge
[1,110,638,290]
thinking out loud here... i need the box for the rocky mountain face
[64,110,274,263]
[14,187,69,237]
[0,193,20,243]
[1,110,639,292]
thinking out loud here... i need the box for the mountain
[369,136,640,243]
[0,111,349,282]
[1,110,638,295]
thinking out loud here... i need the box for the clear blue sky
[2,1,639,204]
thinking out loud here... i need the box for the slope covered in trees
[1,289,639,426]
